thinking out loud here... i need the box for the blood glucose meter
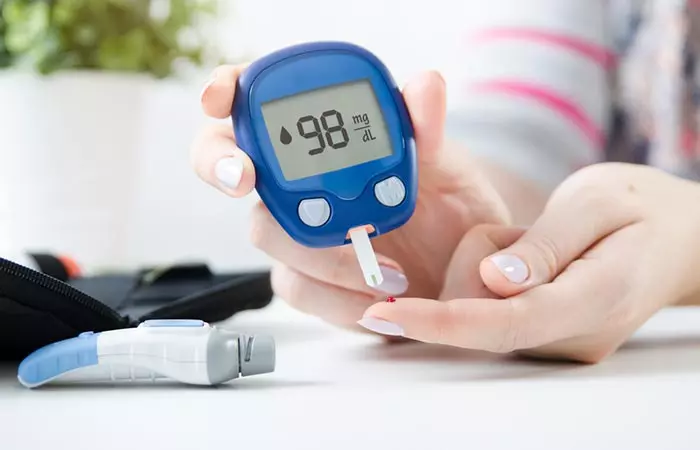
[232,41,417,287]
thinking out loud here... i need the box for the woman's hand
[191,65,511,330]
[361,163,700,362]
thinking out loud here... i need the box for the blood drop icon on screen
[280,126,292,145]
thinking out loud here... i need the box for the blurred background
[0,0,472,275]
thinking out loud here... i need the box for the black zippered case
[0,256,273,361]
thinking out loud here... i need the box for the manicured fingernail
[215,157,243,190]
[357,317,404,336]
[386,297,396,303]
[489,254,529,284]
[200,73,217,101]
[376,266,408,295]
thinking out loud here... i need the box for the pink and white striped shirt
[447,0,700,190]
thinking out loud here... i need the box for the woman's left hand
[359,163,700,363]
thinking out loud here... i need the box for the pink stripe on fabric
[470,80,605,150]
[469,28,617,70]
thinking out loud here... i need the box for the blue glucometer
[232,41,417,248]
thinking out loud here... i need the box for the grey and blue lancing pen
[17,320,276,388]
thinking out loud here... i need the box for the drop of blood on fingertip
[386,297,396,303]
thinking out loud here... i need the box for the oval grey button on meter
[374,176,406,207]
[298,198,331,227]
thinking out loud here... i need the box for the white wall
[221,0,465,83]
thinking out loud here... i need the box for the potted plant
[0,0,220,271]
[0,4,10,68]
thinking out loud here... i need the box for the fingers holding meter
[232,42,417,288]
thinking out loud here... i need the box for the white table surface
[2,299,700,450]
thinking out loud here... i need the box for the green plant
[0,4,11,67]
[0,0,220,78]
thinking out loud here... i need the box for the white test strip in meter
[349,227,383,288]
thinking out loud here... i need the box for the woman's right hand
[191,64,511,330]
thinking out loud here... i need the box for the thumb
[402,70,446,165]
[440,224,525,300]
[480,193,639,297]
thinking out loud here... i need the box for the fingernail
[215,157,243,190]
[376,266,408,295]
[200,73,217,101]
[357,317,404,336]
[386,296,396,303]
[489,254,529,284]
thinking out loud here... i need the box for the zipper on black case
[0,257,130,329]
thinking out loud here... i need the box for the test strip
[348,227,383,288]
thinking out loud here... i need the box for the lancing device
[232,41,417,287]
[17,320,275,388]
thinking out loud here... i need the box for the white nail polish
[357,317,404,336]
[215,157,243,190]
[376,266,408,295]
[490,254,529,284]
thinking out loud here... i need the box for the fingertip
[356,316,405,337]
[200,63,249,119]
[214,150,256,198]
[191,123,256,198]
[404,70,447,111]
[402,70,447,162]
[404,70,446,98]
[426,70,447,100]
[480,254,532,297]
[361,299,394,319]
[360,297,441,340]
